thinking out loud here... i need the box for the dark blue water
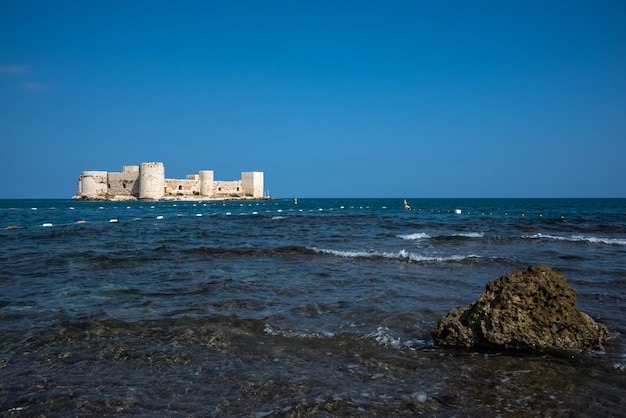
[1,198,625,416]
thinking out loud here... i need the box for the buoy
[109,219,118,223]
[156,215,164,220]
[455,209,462,214]
[42,223,53,227]
[76,220,86,224]
[196,213,202,217]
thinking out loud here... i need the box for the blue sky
[1,1,625,198]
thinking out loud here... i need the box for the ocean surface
[1,198,625,417]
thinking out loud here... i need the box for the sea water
[1,198,625,416]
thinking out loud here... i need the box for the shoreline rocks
[432,265,609,353]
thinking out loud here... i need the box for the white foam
[264,323,335,339]
[397,232,431,240]
[454,232,484,238]
[398,232,483,240]
[310,247,479,263]
[366,326,425,350]
[526,233,626,246]
[408,253,479,262]
[367,326,402,349]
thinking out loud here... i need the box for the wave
[366,326,426,350]
[397,232,484,240]
[309,247,480,263]
[264,324,428,351]
[524,233,626,246]
[397,232,431,240]
[263,323,336,339]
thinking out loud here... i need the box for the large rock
[432,266,609,352]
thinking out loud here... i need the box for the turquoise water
[1,198,625,416]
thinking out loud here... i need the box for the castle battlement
[74,162,264,201]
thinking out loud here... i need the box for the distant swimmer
[404,199,411,210]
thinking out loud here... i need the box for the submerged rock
[432,265,609,352]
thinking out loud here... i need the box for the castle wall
[77,171,108,198]
[139,162,165,200]
[242,172,264,198]
[107,170,140,197]
[213,180,243,197]
[164,178,200,196]
[199,170,214,197]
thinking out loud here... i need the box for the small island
[73,162,265,201]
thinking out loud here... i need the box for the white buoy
[42,223,53,227]
[156,215,164,220]
[455,209,462,214]
[109,219,118,223]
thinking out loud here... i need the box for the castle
[74,162,264,200]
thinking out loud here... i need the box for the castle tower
[241,171,264,198]
[199,170,214,197]
[139,162,165,200]
[78,171,108,198]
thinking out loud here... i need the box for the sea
[1,198,625,417]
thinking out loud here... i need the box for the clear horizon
[2,1,625,199]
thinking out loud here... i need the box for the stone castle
[74,162,264,200]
